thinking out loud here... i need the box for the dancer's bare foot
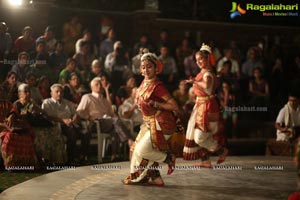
[195,160,212,168]
[217,148,228,164]
[167,154,176,175]
[148,177,165,187]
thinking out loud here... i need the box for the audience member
[183,48,200,78]
[217,48,240,78]
[218,81,238,138]
[36,26,57,54]
[49,41,68,79]
[0,21,12,58]
[63,72,87,105]
[73,40,96,79]
[42,84,86,164]
[275,94,300,142]
[25,72,43,105]
[11,51,30,82]
[242,47,264,78]
[62,16,82,56]
[76,77,134,161]
[132,33,154,56]
[1,92,37,167]
[249,67,270,107]
[58,58,79,85]
[158,45,178,91]
[14,26,35,56]
[38,76,51,99]
[118,87,143,133]
[85,59,106,86]
[0,71,19,102]
[14,83,66,165]
[99,28,115,62]
[176,37,193,77]
[172,80,189,107]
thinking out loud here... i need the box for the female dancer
[122,52,179,186]
[183,44,227,167]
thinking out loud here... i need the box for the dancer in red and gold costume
[183,44,227,167]
[122,52,179,186]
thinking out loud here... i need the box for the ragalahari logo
[230,2,246,19]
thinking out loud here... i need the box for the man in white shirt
[76,77,134,161]
[275,94,300,141]
[42,84,87,164]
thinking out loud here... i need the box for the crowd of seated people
[0,17,300,170]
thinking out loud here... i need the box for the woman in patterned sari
[122,52,179,186]
[14,83,66,165]
[183,44,228,167]
[0,93,37,168]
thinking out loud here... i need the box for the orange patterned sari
[137,78,176,152]
[183,70,225,160]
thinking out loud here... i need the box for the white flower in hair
[200,43,212,54]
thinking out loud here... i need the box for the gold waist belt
[196,95,215,102]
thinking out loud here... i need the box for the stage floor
[0,156,296,200]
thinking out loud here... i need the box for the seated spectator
[242,47,264,78]
[217,81,238,138]
[49,41,68,80]
[42,84,87,164]
[14,84,66,165]
[100,74,114,105]
[0,21,12,58]
[115,76,136,108]
[62,16,82,56]
[176,37,193,77]
[158,45,178,91]
[104,40,121,74]
[172,80,189,107]
[25,72,43,105]
[36,26,57,54]
[249,67,270,107]
[10,51,30,82]
[118,87,143,133]
[275,94,300,142]
[58,58,79,85]
[131,47,147,86]
[76,77,134,161]
[183,48,200,79]
[30,41,51,80]
[132,33,154,56]
[155,29,172,56]
[217,48,240,78]
[0,98,37,168]
[63,72,87,105]
[0,71,19,103]
[73,41,96,79]
[0,21,12,83]
[85,59,107,86]
[266,94,300,157]
[75,29,97,55]
[38,76,51,99]
[99,28,115,62]
[104,41,131,89]
[218,60,240,92]
[14,26,35,56]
